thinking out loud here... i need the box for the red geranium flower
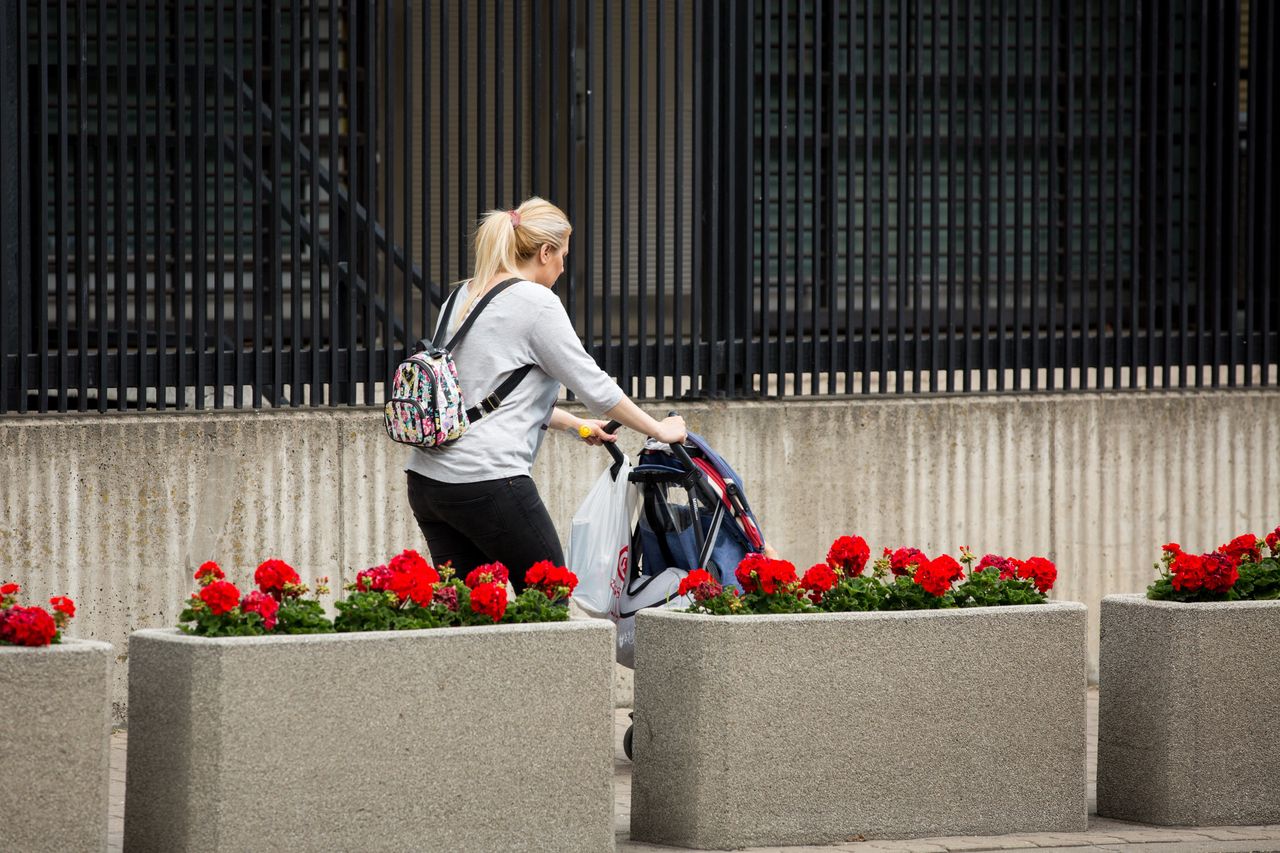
[241,590,279,631]
[826,536,871,576]
[1201,552,1239,593]
[465,562,510,589]
[0,605,58,646]
[1016,556,1058,594]
[199,580,241,616]
[1218,533,1262,567]
[677,568,724,602]
[469,581,508,622]
[756,559,799,595]
[254,558,301,595]
[883,547,928,576]
[800,563,839,603]
[385,552,440,606]
[1161,542,1182,556]
[433,585,459,611]
[525,561,578,601]
[734,553,771,593]
[976,554,1018,580]
[914,555,963,597]
[48,596,76,618]
[1,581,20,597]
[1170,552,1206,591]
[356,565,392,592]
[1266,526,1280,554]
[194,561,225,584]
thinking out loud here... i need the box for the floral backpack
[383,278,532,449]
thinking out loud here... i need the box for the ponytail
[452,196,572,328]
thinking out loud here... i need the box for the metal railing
[0,0,1274,414]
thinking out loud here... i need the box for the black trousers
[405,470,565,591]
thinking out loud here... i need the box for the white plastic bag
[568,458,640,617]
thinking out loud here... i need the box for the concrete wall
[2,390,1276,723]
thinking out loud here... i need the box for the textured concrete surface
[124,622,615,852]
[1097,594,1280,827]
[3,391,1278,720]
[0,638,113,853]
[631,605,1089,849]
[107,688,1280,853]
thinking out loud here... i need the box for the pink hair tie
[508,209,521,228]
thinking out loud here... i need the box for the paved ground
[108,688,1280,853]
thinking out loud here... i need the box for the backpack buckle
[480,392,502,413]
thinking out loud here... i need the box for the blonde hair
[453,196,572,328]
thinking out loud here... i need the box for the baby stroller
[567,413,767,758]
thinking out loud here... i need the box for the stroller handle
[666,410,698,474]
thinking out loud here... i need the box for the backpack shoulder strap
[435,277,523,351]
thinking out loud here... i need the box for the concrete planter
[125,622,616,853]
[631,603,1088,849]
[0,638,113,853]
[1097,593,1280,825]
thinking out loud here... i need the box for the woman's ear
[540,244,553,265]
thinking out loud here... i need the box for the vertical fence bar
[1134,0,1146,389]
[1115,2,1125,387]
[175,0,188,409]
[1045,0,1056,391]
[930,0,940,391]
[912,0,922,393]
[964,0,975,391]
[1013,0,1023,389]
[1162,2,1174,386]
[1062,0,1073,391]
[437,0,447,319]
[56,0,69,412]
[862,0,871,394]
[156,0,168,409]
[1261,1,1275,385]
[329,0,341,401]
[233,0,244,407]
[38,1,50,411]
[996,0,1006,391]
[312,0,323,403]
[1030,0,1040,390]
[672,0,682,392]
[710,0,723,398]
[1097,1,1107,388]
[639,1,648,395]
[346,0,359,403]
[19,0,31,412]
[811,0,823,395]
[1178,0,1189,387]
[657,0,667,396]
[948,0,957,391]
[896,0,906,393]
[1080,0,1090,389]
[692,1,703,394]
[1145,0,1157,386]
[214,0,226,407]
[194,0,207,408]
[74,0,87,411]
[289,0,302,404]
[93,0,106,411]
[1225,0,1240,386]
[979,0,990,391]
[846,0,856,393]
[115,0,128,410]
[362,0,375,403]
[253,0,264,407]
[621,0,632,392]
[271,1,285,404]
[779,0,788,396]
[880,0,888,388]
[382,0,394,403]
[457,0,466,284]
[602,0,613,379]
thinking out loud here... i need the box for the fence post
[0,0,21,412]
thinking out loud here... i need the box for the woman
[406,197,687,590]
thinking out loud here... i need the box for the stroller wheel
[623,723,634,761]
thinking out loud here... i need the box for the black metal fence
[0,0,1275,414]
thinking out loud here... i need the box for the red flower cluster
[465,563,510,589]
[1266,526,1280,554]
[432,584,459,611]
[525,561,578,601]
[801,563,839,603]
[1170,550,1239,594]
[384,550,441,606]
[49,596,76,618]
[194,561,225,584]
[0,605,58,646]
[0,582,19,598]
[1015,556,1058,594]
[677,568,724,602]
[241,590,280,630]
[254,559,301,596]
[883,547,928,576]
[976,554,1017,580]
[913,554,964,596]
[199,580,241,615]
[826,536,871,576]
[1218,533,1262,566]
[356,564,392,592]
[469,581,508,622]
[735,553,799,595]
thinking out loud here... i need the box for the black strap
[430,276,524,351]
[464,363,535,422]
[414,285,467,354]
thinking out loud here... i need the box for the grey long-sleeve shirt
[405,279,624,483]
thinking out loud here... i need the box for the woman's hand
[653,415,687,446]
[575,418,618,447]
